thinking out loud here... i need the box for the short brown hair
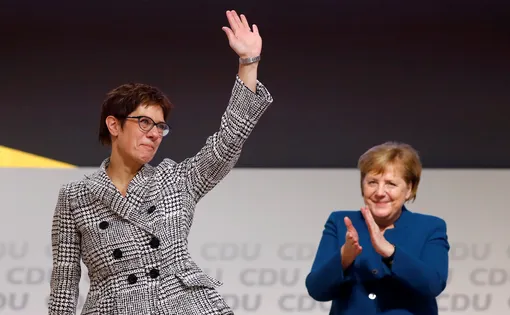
[98,83,173,145]
[357,141,422,202]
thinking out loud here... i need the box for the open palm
[361,206,395,258]
[341,216,362,267]
[222,10,262,59]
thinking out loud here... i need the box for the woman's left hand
[361,206,395,258]
[222,10,262,59]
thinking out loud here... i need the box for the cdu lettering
[437,293,492,311]
[450,243,491,261]
[277,243,316,261]
[0,293,29,311]
[278,294,331,312]
[470,268,509,286]
[240,268,300,287]
[200,243,261,261]
[222,294,261,312]
[0,242,29,260]
[7,267,53,285]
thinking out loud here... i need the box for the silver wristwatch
[239,55,261,65]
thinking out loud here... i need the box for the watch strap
[239,55,261,64]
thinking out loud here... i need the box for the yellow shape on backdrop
[0,145,76,168]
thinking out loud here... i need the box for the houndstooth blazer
[48,76,273,315]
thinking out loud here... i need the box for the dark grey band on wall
[2,0,509,168]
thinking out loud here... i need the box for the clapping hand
[341,216,362,269]
[361,206,395,258]
[222,10,262,59]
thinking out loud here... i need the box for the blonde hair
[357,141,422,202]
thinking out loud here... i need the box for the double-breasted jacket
[48,76,273,315]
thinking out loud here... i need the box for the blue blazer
[305,206,450,315]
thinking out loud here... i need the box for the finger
[231,10,243,28]
[366,208,379,232]
[344,216,354,231]
[228,10,243,31]
[240,14,250,29]
[222,27,236,42]
[363,206,373,219]
[226,11,240,33]
[348,229,358,241]
[252,24,259,35]
[360,206,367,219]
[362,208,375,234]
[361,207,374,227]
[345,217,360,240]
[347,236,357,246]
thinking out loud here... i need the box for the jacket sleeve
[382,217,450,297]
[48,185,82,315]
[305,212,355,302]
[162,75,273,200]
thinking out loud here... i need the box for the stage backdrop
[0,167,508,315]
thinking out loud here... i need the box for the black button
[113,248,123,259]
[127,274,137,284]
[99,221,109,229]
[147,206,156,214]
[149,268,160,278]
[149,237,160,249]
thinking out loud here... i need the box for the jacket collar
[392,205,412,229]
[83,157,158,234]
[357,204,413,230]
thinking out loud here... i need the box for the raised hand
[341,216,362,270]
[361,206,395,258]
[222,10,262,59]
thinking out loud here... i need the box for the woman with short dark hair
[48,10,273,315]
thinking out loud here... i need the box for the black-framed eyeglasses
[126,116,172,137]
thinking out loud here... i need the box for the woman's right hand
[340,216,362,270]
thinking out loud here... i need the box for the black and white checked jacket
[48,76,273,315]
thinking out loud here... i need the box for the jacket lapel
[83,158,156,235]
[382,206,412,245]
[125,163,161,234]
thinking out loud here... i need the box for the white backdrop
[0,167,508,315]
